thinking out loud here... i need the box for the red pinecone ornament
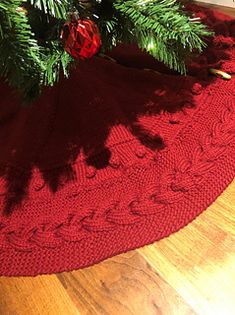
[61,19,101,59]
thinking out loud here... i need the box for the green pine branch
[42,41,75,86]
[0,0,44,100]
[114,0,213,74]
[0,0,75,102]
[29,0,69,19]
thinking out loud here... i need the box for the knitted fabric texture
[0,4,235,276]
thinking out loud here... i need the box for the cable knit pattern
[0,4,235,276]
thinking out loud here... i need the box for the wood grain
[138,181,235,315]
[56,251,196,315]
[197,2,235,16]
[197,0,235,9]
[0,4,235,315]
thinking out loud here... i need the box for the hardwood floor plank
[0,275,81,315]
[138,180,235,315]
[196,2,235,17]
[56,251,197,315]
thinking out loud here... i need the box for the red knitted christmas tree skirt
[0,5,235,276]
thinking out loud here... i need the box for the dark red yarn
[0,5,235,276]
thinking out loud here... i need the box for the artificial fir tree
[0,0,213,101]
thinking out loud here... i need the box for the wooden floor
[0,4,235,315]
